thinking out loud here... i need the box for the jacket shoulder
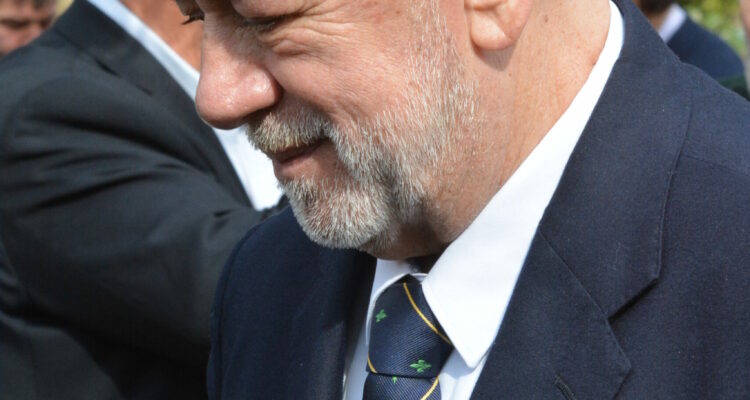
[214,208,355,309]
[0,29,96,104]
[668,18,744,80]
[209,208,367,399]
[661,63,750,299]
[621,79,750,394]
[679,66,750,178]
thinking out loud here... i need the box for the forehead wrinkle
[269,0,403,42]
[259,1,362,53]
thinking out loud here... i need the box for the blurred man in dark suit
[0,0,55,57]
[633,0,744,81]
[0,0,282,399]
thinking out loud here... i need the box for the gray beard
[245,2,477,254]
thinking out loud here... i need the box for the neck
[119,0,202,69]
[379,0,612,262]
[507,0,610,170]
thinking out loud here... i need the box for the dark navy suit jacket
[208,1,750,398]
[667,16,744,81]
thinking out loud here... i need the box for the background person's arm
[0,75,261,367]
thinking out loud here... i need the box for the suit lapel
[284,250,375,400]
[473,0,691,398]
[471,233,631,400]
[53,1,251,205]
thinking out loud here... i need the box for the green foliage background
[680,0,745,56]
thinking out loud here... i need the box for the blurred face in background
[0,0,56,57]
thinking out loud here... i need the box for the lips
[267,138,326,165]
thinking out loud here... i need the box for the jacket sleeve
[0,76,262,367]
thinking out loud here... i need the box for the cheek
[264,5,420,125]
[6,30,26,44]
[271,46,409,127]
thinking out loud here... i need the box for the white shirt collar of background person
[86,0,282,211]
[343,1,624,399]
[656,3,687,43]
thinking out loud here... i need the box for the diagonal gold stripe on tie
[367,356,378,374]
[402,283,452,345]
[421,377,440,400]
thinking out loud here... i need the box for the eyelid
[240,15,285,33]
[0,19,29,29]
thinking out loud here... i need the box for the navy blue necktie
[363,277,453,400]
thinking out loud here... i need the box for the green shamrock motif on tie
[410,359,432,373]
[375,309,387,323]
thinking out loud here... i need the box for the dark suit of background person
[206,1,750,399]
[667,16,745,82]
[634,0,745,83]
[0,1,283,399]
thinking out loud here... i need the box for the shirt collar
[372,1,624,369]
[657,4,687,43]
[85,0,200,97]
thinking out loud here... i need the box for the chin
[283,175,400,252]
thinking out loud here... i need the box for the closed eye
[0,18,31,30]
[240,16,282,33]
[240,11,302,35]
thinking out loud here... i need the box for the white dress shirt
[343,2,624,399]
[657,4,687,43]
[86,0,282,210]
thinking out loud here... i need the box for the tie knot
[367,279,453,379]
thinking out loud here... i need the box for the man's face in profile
[0,0,55,57]
[184,0,480,256]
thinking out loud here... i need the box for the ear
[466,0,533,51]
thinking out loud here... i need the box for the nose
[196,35,281,130]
